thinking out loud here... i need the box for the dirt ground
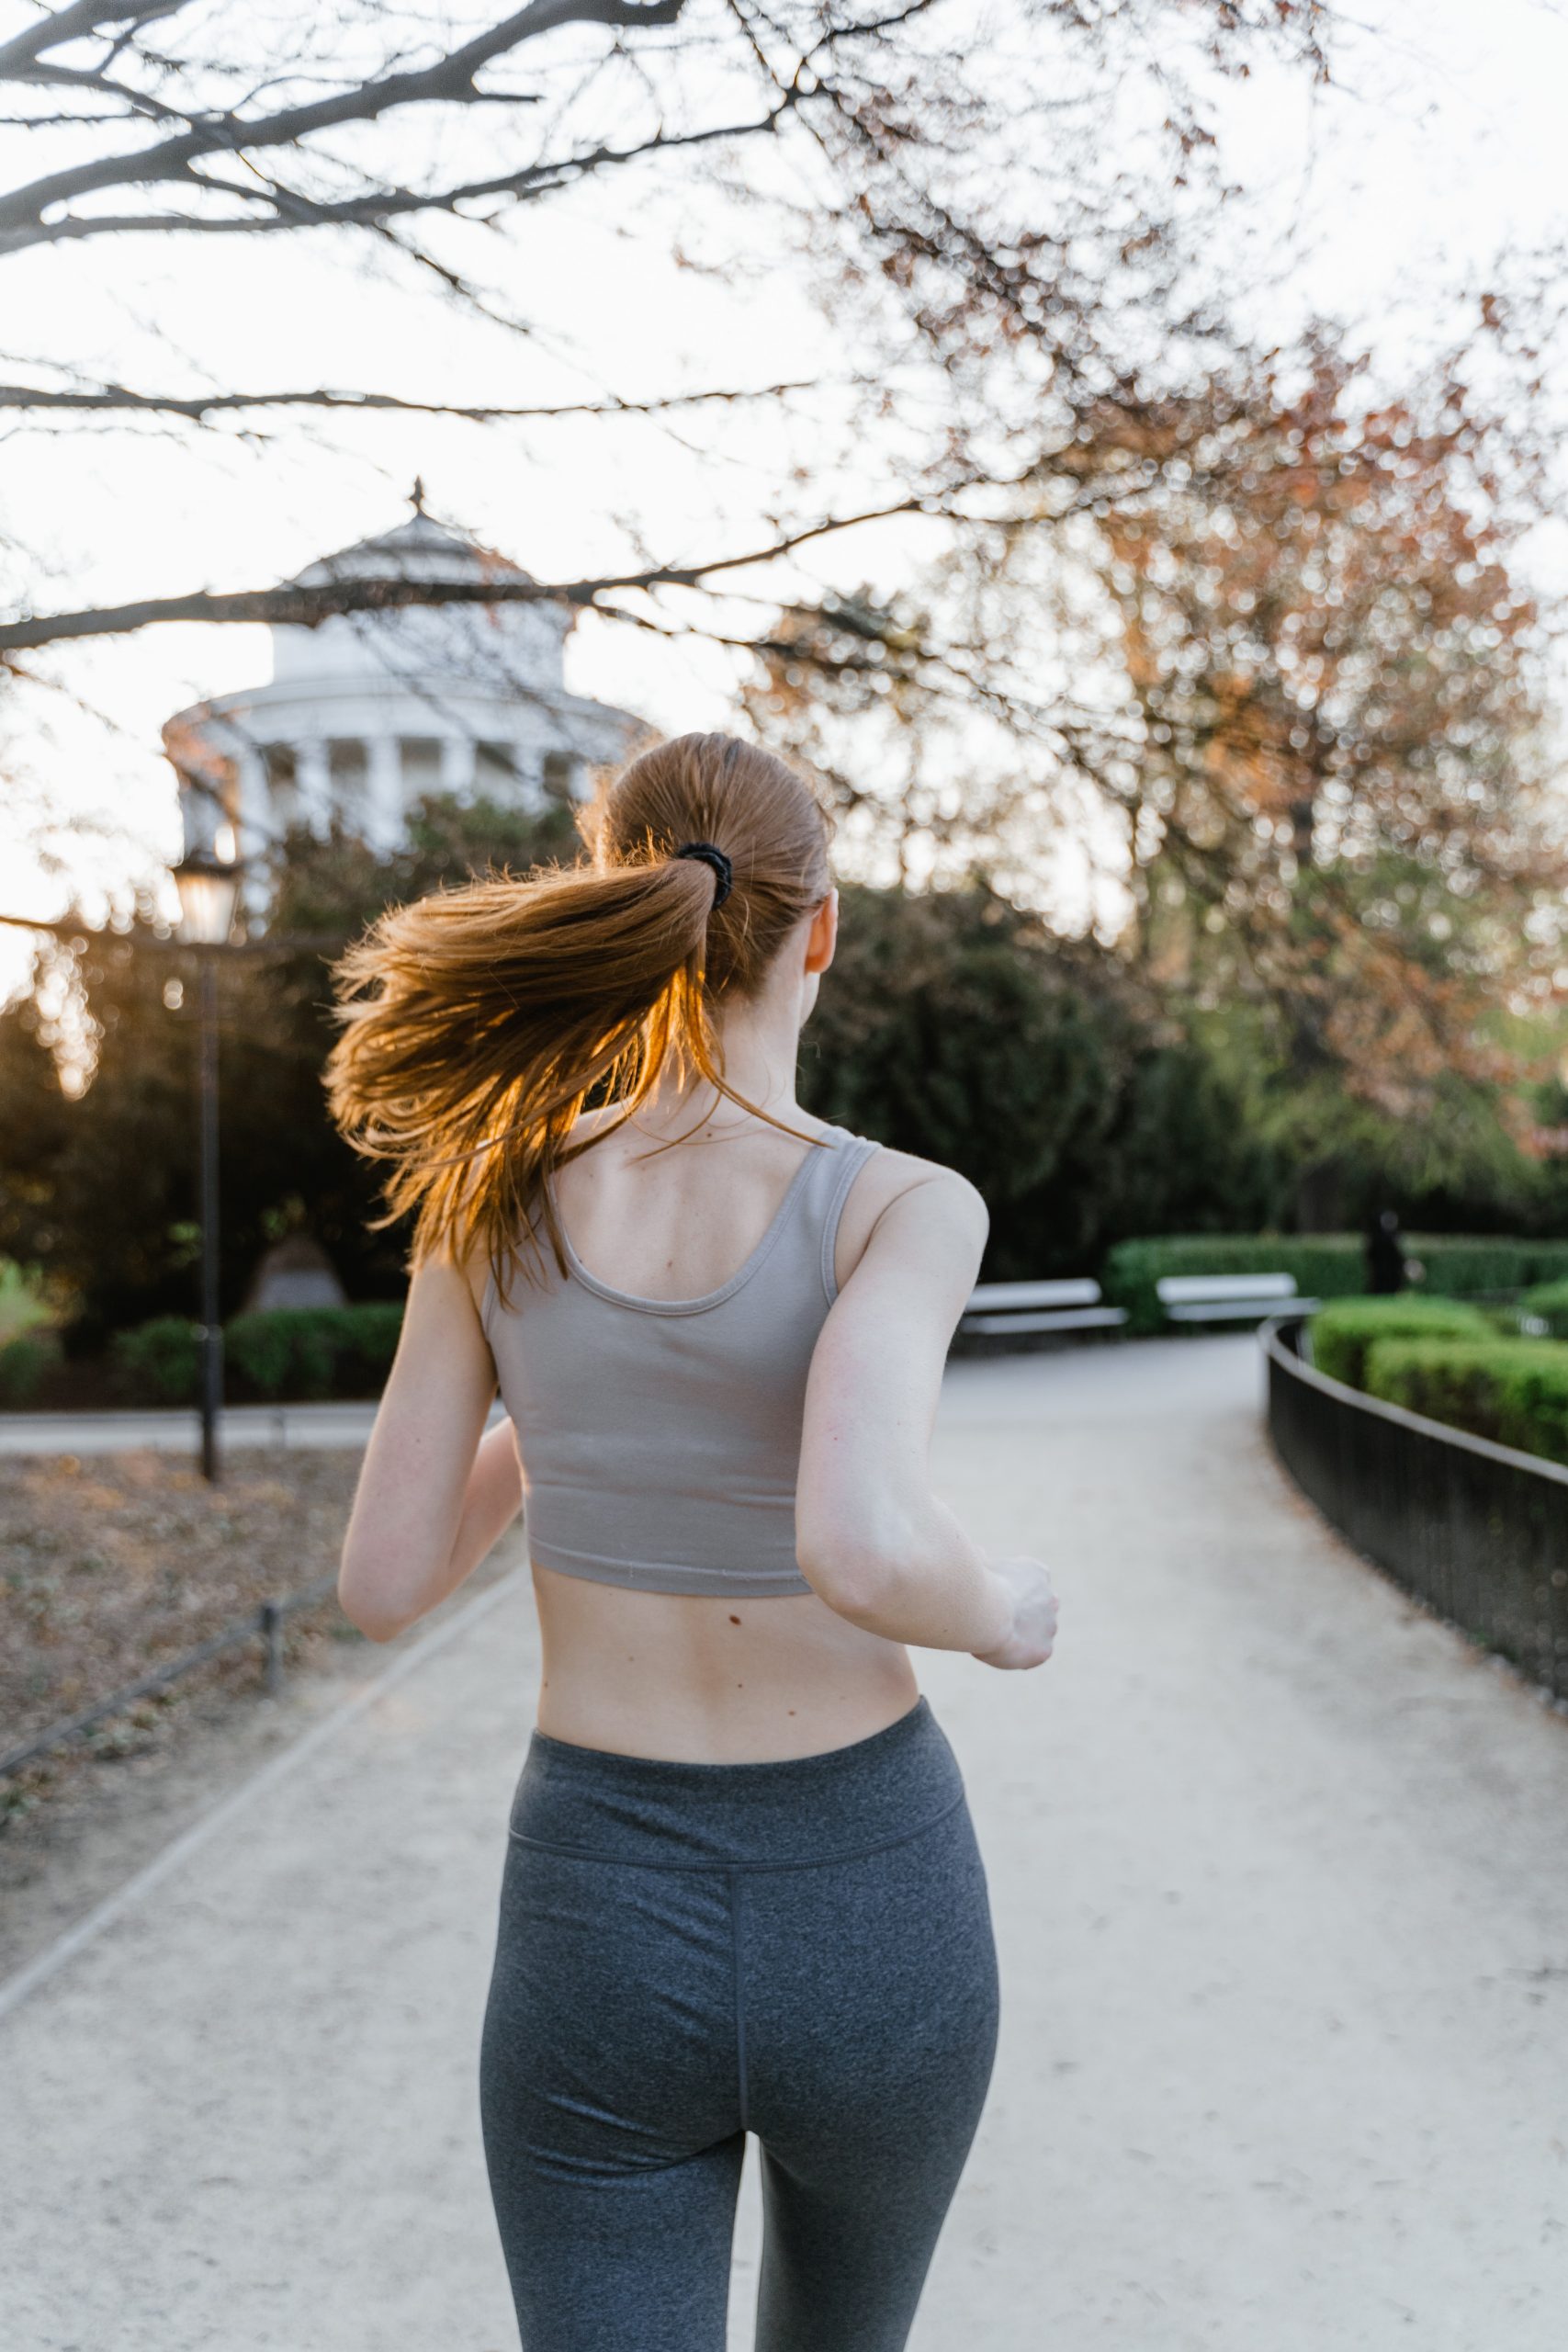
[0,1442,528,1987]
[0,1447,371,1969]
[3,1447,364,1764]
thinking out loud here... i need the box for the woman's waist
[510,1688,963,1871]
[530,1558,917,1758]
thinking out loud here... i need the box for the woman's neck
[628,988,807,1146]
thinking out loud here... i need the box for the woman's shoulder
[833,1139,987,1290]
[845,1135,986,1219]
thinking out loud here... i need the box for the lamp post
[172,850,241,1481]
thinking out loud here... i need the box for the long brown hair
[324,731,833,1289]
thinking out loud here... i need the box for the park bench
[1156,1272,1319,1327]
[957,1277,1128,1345]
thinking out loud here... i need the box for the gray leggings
[479,1697,998,2351]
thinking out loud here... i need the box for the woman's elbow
[795,1531,908,1624]
[337,1555,414,1645]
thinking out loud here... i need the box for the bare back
[465,1107,951,1761]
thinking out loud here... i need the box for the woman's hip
[482,1729,998,2172]
[503,1693,972,1871]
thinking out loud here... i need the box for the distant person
[1365,1208,1408,1295]
[325,733,1059,2352]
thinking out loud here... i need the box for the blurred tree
[801,882,1280,1275]
[0,795,576,1337]
[750,328,1568,1229]
[801,881,1121,1204]
[3,813,1291,1333]
[1097,343,1567,1221]
[10,809,1567,1343]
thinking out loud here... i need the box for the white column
[232,748,271,916]
[440,733,477,797]
[293,740,331,835]
[233,747,266,857]
[513,742,546,807]
[366,736,403,853]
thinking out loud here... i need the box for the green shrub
[1363,1335,1568,1465]
[0,1327,62,1406]
[225,1302,404,1400]
[1408,1237,1568,1299]
[225,1309,336,1399]
[1311,1295,1493,1391]
[112,1315,202,1403]
[1516,1277,1568,1339]
[111,1301,406,1406]
[333,1302,404,1389]
[1102,1237,1367,1336]
[221,1310,295,1399]
[0,1259,51,1349]
[1102,1233,1568,1335]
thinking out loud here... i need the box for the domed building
[165,489,646,893]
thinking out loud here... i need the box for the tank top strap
[777,1123,882,1307]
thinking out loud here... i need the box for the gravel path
[5,1335,1568,2350]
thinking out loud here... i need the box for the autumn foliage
[1100,345,1563,1138]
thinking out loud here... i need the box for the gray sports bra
[481,1124,882,1598]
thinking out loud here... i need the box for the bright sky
[3,0,1568,999]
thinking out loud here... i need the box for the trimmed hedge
[112,1302,405,1406]
[1362,1335,1568,1467]
[1101,1237,1365,1335]
[1411,1237,1568,1298]
[1310,1295,1492,1391]
[225,1302,404,1400]
[111,1314,203,1402]
[1102,1234,1568,1335]
[1517,1277,1568,1340]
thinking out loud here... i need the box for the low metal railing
[1264,1315,1568,1703]
[0,1568,339,1780]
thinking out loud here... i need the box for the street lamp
[173,850,241,949]
[172,849,241,1481]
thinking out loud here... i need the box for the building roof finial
[410,475,427,516]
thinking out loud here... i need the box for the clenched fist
[973,1556,1059,1671]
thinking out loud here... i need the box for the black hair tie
[672,840,733,909]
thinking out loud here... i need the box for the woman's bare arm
[339,1258,521,1642]
[795,1169,1055,1664]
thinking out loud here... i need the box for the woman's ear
[804,889,839,976]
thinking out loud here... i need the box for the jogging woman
[326,732,1058,2352]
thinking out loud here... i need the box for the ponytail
[324,732,832,1292]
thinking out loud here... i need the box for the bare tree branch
[0,91,798,255]
[0,492,959,649]
[0,373,832,420]
[0,2,191,81]
[0,494,962,652]
[0,1,690,252]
